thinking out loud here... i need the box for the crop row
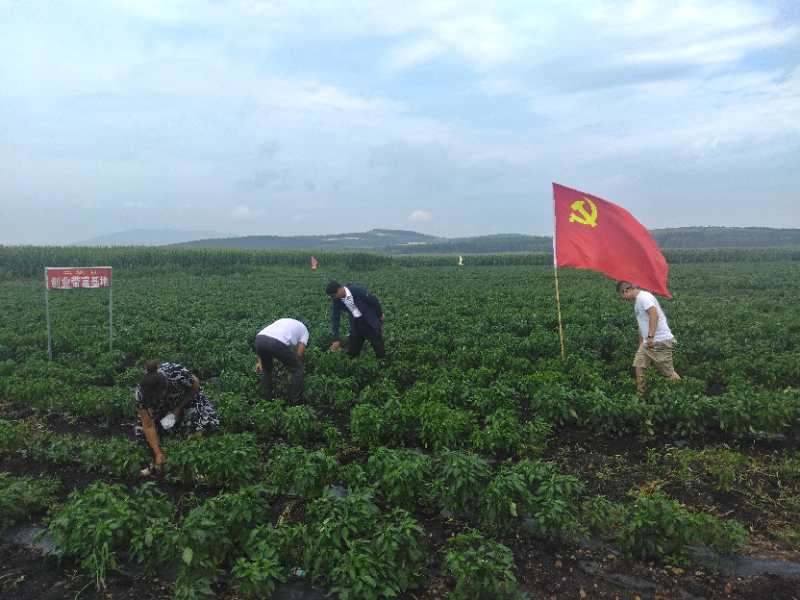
[0,471,60,532]
[0,419,147,477]
[3,246,800,278]
[0,469,747,600]
[2,367,798,460]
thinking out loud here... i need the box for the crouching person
[135,360,219,474]
[254,318,308,404]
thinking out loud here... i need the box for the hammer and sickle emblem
[568,198,598,228]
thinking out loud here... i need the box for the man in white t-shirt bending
[617,281,681,393]
[254,318,309,403]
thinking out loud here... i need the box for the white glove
[160,413,177,430]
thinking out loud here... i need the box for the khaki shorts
[633,338,676,376]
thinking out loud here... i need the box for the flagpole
[552,187,566,360]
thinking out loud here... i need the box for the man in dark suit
[325,280,386,358]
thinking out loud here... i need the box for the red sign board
[46,267,112,290]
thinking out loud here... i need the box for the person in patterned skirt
[135,360,219,473]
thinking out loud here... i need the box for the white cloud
[428,14,523,70]
[587,0,772,32]
[475,78,524,96]
[526,66,800,161]
[231,205,263,220]
[261,79,406,114]
[370,0,795,75]
[622,25,799,65]
[384,38,443,72]
[409,209,433,222]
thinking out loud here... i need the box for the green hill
[650,227,800,249]
[173,227,800,253]
[176,229,439,250]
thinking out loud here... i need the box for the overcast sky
[1,0,798,244]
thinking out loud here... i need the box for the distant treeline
[2,245,800,279]
[394,247,800,266]
[388,234,552,254]
[0,247,391,278]
[651,227,800,249]
[388,228,800,254]
[173,227,800,254]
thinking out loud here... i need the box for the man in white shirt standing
[617,281,681,393]
[254,318,309,403]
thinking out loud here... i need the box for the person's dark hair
[139,360,166,400]
[616,281,634,294]
[325,280,341,295]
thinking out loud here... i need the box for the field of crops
[1,251,799,600]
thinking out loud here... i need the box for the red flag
[310,256,319,270]
[553,183,671,297]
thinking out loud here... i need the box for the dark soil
[3,539,799,600]
[0,543,171,600]
[2,405,136,440]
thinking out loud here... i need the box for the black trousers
[348,318,385,358]
[254,335,304,402]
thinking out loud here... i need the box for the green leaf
[182,546,193,565]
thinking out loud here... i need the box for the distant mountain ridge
[74,227,800,252]
[176,229,439,250]
[74,229,226,246]
[176,226,800,253]
[650,227,800,249]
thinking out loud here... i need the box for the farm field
[1,251,800,600]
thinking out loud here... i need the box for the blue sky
[1,0,798,244]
